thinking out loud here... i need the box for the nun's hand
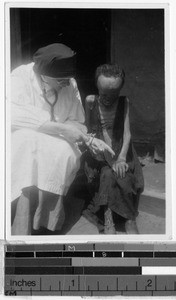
[88,137,115,157]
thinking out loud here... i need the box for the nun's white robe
[11,63,86,233]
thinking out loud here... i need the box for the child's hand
[112,160,129,178]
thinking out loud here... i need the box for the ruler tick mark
[155,275,157,291]
[40,277,42,291]
[78,275,80,291]
[116,278,118,291]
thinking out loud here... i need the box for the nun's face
[97,75,123,107]
[41,75,71,91]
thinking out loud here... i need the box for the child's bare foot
[125,219,139,234]
[104,207,116,234]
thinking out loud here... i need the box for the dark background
[10,8,111,98]
[10,8,165,159]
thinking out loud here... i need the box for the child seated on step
[82,63,144,234]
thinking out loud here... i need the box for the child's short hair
[95,64,125,87]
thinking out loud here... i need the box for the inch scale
[5,275,176,297]
[4,243,176,297]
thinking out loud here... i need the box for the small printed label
[10,279,36,287]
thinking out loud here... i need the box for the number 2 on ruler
[146,279,152,288]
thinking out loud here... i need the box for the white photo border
[2,0,175,244]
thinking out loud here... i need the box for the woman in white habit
[11,43,114,235]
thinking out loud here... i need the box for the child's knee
[116,174,134,192]
[100,167,114,180]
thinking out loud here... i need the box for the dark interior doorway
[10,8,111,101]
[10,7,165,158]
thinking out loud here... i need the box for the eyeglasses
[55,78,71,83]
[41,75,72,83]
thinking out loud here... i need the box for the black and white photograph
[5,2,171,239]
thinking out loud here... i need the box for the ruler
[4,243,176,296]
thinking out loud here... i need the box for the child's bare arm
[85,95,95,132]
[118,97,131,161]
[113,97,131,178]
[85,95,115,157]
